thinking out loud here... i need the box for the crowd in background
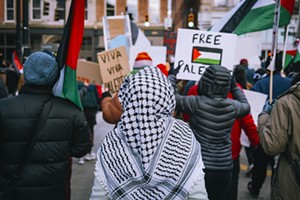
[1,49,300,200]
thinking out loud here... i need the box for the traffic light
[54,9,60,21]
[43,1,50,16]
[144,14,150,27]
[188,13,195,28]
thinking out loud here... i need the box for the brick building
[0,0,298,63]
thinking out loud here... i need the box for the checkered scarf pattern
[95,66,205,199]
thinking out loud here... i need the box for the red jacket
[183,83,259,160]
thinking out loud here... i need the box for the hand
[168,64,181,76]
[230,75,237,92]
[262,99,276,114]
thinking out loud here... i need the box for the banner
[175,29,237,81]
[97,46,130,94]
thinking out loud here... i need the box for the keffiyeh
[95,66,205,199]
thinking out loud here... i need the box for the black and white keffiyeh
[95,66,205,199]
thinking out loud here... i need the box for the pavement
[71,112,271,200]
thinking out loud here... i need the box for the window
[81,37,92,51]
[56,0,65,21]
[32,0,41,20]
[85,0,88,20]
[106,0,115,16]
[214,0,227,7]
[6,0,15,21]
[127,0,137,22]
[148,0,160,23]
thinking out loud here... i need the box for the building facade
[0,0,299,63]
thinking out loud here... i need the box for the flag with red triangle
[53,0,85,110]
[191,47,223,65]
[210,0,295,35]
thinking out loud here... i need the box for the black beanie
[198,65,231,98]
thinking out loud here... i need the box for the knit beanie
[198,65,231,98]
[133,52,153,69]
[24,51,59,86]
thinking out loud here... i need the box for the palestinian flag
[209,0,295,35]
[284,49,296,69]
[53,0,85,109]
[293,44,300,63]
[12,50,23,73]
[191,47,222,65]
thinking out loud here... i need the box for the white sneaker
[84,152,96,161]
[75,158,84,165]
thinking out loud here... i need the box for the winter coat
[251,73,291,100]
[169,65,250,170]
[227,84,259,160]
[182,83,259,160]
[0,85,90,200]
[258,83,300,200]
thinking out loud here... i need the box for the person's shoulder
[52,97,82,112]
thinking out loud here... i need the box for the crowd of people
[0,49,300,200]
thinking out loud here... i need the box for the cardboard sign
[97,46,130,94]
[77,60,102,85]
[174,29,237,81]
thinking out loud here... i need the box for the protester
[90,66,208,200]
[169,65,250,200]
[253,68,267,85]
[178,65,259,200]
[131,51,153,74]
[0,51,90,200]
[240,58,255,85]
[101,52,170,124]
[226,66,260,200]
[257,73,300,199]
[248,52,292,198]
[233,64,256,177]
[76,80,102,165]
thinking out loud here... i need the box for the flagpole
[282,25,289,69]
[268,0,281,102]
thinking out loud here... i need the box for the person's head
[264,51,283,73]
[198,65,231,98]
[253,68,267,84]
[118,66,175,164]
[240,58,248,67]
[23,51,59,86]
[133,52,152,70]
[156,63,168,76]
[233,64,247,89]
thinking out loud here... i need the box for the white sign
[174,29,237,81]
[240,89,267,147]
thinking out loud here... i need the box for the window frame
[30,0,42,21]
[5,0,15,22]
[105,0,116,16]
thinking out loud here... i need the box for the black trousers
[251,145,274,192]
[225,158,240,200]
[204,169,232,200]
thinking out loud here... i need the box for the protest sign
[240,89,267,147]
[174,29,237,81]
[97,46,130,94]
[77,60,102,85]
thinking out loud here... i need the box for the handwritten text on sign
[175,29,237,81]
[97,46,130,94]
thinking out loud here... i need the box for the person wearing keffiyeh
[90,66,208,200]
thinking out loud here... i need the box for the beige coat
[258,83,300,200]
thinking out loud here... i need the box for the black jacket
[0,85,90,200]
